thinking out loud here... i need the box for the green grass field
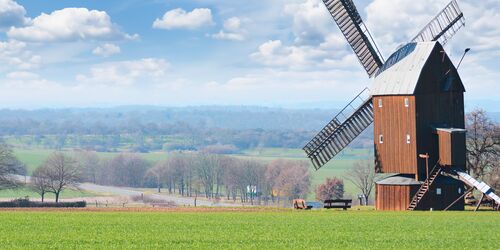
[12,147,370,200]
[0,210,498,249]
[0,186,100,200]
[13,148,169,174]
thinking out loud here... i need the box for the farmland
[0,209,498,249]
[12,147,371,199]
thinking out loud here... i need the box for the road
[78,183,242,207]
[12,175,242,207]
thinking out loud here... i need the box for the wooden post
[419,153,430,182]
[474,193,485,212]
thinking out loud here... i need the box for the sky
[0,0,498,110]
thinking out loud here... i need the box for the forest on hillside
[0,106,373,152]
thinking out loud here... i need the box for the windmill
[303,0,500,211]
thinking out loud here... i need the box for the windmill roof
[371,42,439,95]
[376,174,422,185]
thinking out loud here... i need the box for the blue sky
[0,0,498,110]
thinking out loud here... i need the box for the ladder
[303,88,373,170]
[407,163,442,210]
[322,0,384,77]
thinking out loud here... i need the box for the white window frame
[378,98,383,108]
[404,97,409,107]
[379,134,384,144]
[436,188,442,195]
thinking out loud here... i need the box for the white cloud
[283,0,334,45]
[153,8,214,30]
[6,71,39,80]
[250,0,357,72]
[92,43,121,57]
[211,17,246,41]
[0,40,41,71]
[0,0,30,31]
[211,31,244,41]
[7,8,138,42]
[76,58,169,86]
[250,39,356,70]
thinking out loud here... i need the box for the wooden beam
[474,193,485,212]
[444,187,473,211]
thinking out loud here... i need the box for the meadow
[0,187,99,200]
[12,147,371,199]
[0,209,498,249]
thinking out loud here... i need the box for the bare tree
[345,160,376,205]
[265,160,286,204]
[146,160,169,193]
[74,150,101,183]
[196,153,218,198]
[466,109,499,178]
[31,167,51,202]
[109,154,149,187]
[0,145,24,189]
[485,160,500,191]
[41,152,81,202]
[266,159,311,203]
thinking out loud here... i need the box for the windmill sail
[322,0,384,77]
[411,0,465,46]
[303,88,373,170]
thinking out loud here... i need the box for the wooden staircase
[407,163,442,210]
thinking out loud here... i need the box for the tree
[316,177,344,201]
[40,152,81,202]
[465,109,499,178]
[196,153,218,198]
[75,151,101,183]
[0,144,24,189]
[31,167,51,202]
[109,154,149,187]
[271,159,310,202]
[146,160,169,193]
[485,160,500,192]
[345,160,376,205]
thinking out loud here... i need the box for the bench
[323,199,352,210]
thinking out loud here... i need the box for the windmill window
[458,187,462,194]
[404,98,409,107]
[379,135,383,144]
[406,134,411,144]
[436,188,442,195]
[378,99,383,108]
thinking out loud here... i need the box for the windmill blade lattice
[303,88,373,170]
[411,0,465,46]
[322,0,385,77]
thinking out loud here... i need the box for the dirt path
[78,183,242,207]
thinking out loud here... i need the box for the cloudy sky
[0,0,498,110]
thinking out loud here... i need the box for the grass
[13,148,169,174]
[12,147,371,200]
[0,209,498,249]
[0,186,100,200]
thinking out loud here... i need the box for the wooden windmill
[303,0,500,210]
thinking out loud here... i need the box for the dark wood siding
[373,96,417,174]
[375,184,419,211]
[415,177,465,210]
[415,92,465,179]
